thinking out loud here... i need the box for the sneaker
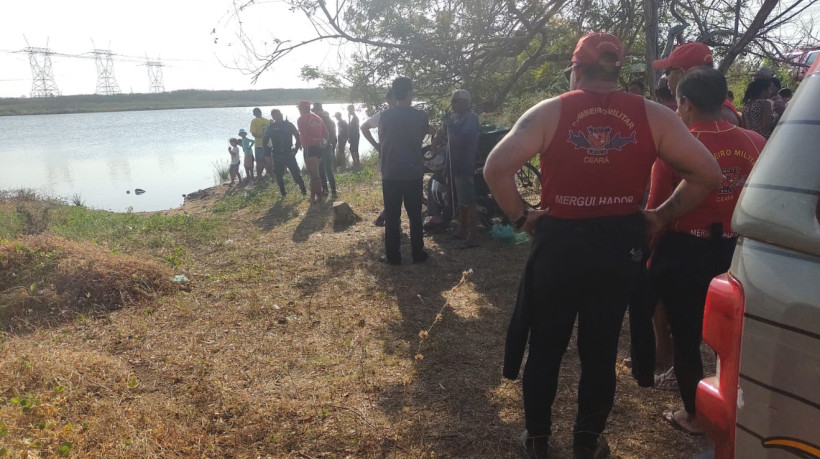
[519,430,554,459]
[573,436,610,459]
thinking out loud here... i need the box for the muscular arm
[644,100,722,231]
[484,98,560,232]
[361,120,379,150]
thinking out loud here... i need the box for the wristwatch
[513,209,529,231]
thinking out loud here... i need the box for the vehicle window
[807,51,818,66]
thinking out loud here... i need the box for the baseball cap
[752,66,774,80]
[451,89,471,102]
[652,42,713,70]
[238,128,247,135]
[571,32,624,67]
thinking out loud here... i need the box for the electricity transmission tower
[23,46,60,97]
[145,59,165,93]
[92,49,121,95]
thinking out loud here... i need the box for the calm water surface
[0,104,369,212]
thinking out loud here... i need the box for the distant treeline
[0,88,350,116]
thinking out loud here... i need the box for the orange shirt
[297,113,328,148]
[647,120,765,237]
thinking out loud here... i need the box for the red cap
[572,33,624,67]
[652,42,713,70]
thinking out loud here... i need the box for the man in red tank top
[652,42,742,126]
[646,68,765,435]
[484,33,722,459]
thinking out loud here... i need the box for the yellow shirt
[250,117,269,144]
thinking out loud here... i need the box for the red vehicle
[788,47,820,81]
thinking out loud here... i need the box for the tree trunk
[717,0,778,74]
[643,0,659,99]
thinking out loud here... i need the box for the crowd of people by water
[226,102,363,201]
[217,31,798,457]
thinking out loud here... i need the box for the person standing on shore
[238,128,255,179]
[347,104,361,167]
[334,112,349,170]
[362,88,398,226]
[648,68,764,435]
[264,108,307,197]
[312,103,338,197]
[297,101,329,203]
[228,137,242,186]
[447,89,481,249]
[483,32,721,458]
[250,107,270,179]
[378,77,430,265]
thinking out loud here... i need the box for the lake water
[0,104,370,212]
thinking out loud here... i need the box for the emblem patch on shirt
[568,127,637,155]
[719,167,741,194]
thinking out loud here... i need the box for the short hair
[576,52,621,81]
[771,77,781,90]
[253,107,262,116]
[271,109,282,116]
[727,90,735,101]
[655,86,674,101]
[676,67,727,114]
[313,102,323,110]
[779,88,793,99]
[629,80,645,92]
[229,137,237,143]
[391,77,413,100]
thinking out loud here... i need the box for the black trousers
[272,152,306,195]
[319,145,336,194]
[521,214,645,449]
[649,231,735,414]
[382,178,425,262]
[628,263,658,388]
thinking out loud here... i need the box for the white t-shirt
[360,110,382,131]
[229,145,241,165]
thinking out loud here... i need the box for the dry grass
[0,175,713,458]
[0,235,177,332]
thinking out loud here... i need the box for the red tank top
[540,90,657,218]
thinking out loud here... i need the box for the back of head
[253,107,262,116]
[298,100,311,113]
[779,87,793,99]
[677,67,727,115]
[656,86,674,102]
[742,78,771,103]
[271,109,282,119]
[771,77,782,90]
[392,77,413,100]
[572,32,623,82]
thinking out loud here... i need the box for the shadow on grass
[253,198,301,232]
[317,231,531,456]
[292,200,332,243]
